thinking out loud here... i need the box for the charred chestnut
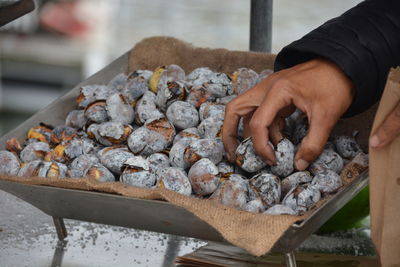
[156,167,192,196]
[188,158,220,196]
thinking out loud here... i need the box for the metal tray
[0,52,369,255]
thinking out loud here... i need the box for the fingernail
[295,159,309,171]
[369,135,380,148]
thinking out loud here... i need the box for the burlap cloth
[0,37,377,257]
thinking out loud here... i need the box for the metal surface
[0,51,369,256]
[53,217,68,240]
[250,0,273,52]
[285,252,297,267]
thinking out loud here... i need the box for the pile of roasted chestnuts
[0,65,368,215]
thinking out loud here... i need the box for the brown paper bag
[370,68,400,267]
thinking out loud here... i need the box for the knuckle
[248,117,262,131]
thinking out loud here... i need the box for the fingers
[269,117,285,146]
[249,89,291,164]
[370,101,400,149]
[222,104,241,162]
[295,109,336,170]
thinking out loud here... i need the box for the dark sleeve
[274,0,400,117]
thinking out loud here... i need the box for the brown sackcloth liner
[0,37,375,257]
[370,67,400,267]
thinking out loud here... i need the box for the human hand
[369,101,400,149]
[222,58,354,170]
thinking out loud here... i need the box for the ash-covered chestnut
[197,117,223,139]
[20,142,50,163]
[186,67,214,87]
[76,85,110,108]
[217,161,235,178]
[166,101,199,129]
[270,138,295,177]
[188,158,220,196]
[235,137,266,173]
[98,146,134,174]
[107,73,128,92]
[106,93,134,124]
[184,138,224,166]
[156,167,192,196]
[230,68,258,95]
[173,127,201,144]
[0,150,20,175]
[68,154,100,178]
[333,135,362,159]
[123,70,152,103]
[209,174,249,209]
[147,153,170,172]
[128,117,175,156]
[84,163,115,182]
[156,80,187,111]
[48,136,96,164]
[64,137,96,160]
[6,138,23,155]
[242,199,266,213]
[18,160,42,177]
[51,125,77,145]
[203,72,234,98]
[309,149,344,175]
[65,110,87,129]
[186,68,233,97]
[37,161,68,178]
[135,91,164,125]
[186,85,215,108]
[120,156,156,188]
[85,100,108,124]
[249,172,281,207]
[169,139,192,170]
[282,184,321,215]
[263,204,297,215]
[150,64,185,94]
[27,124,53,143]
[97,122,133,146]
[199,102,225,121]
[281,171,313,196]
[311,169,342,195]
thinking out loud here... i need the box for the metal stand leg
[53,217,68,241]
[284,252,297,267]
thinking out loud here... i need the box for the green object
[319,186,370,233]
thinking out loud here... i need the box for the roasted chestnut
[235,137,266,173]
[20,142,50,163]
[166,100,199,129]
[188,158,220,196]
[230,68,258,95]
[156,167,192,196]
[120,156,156,188]
[249,172,281,207]
[0,150,20,175]
[106,93,135,124]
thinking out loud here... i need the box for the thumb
[370,101,400,149]
[294,112,335,170]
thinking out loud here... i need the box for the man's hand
[370,101,400,149]
[222,58,354,170]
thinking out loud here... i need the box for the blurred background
[0,0,363,137]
